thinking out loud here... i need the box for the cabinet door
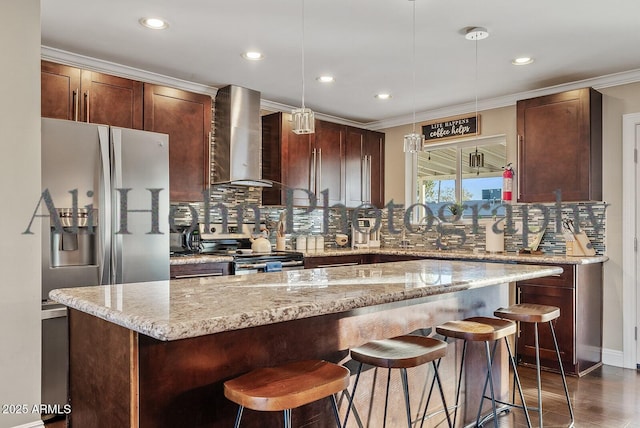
[80,70,143,129]
[345,127,366,208]
[517,283,575,372]
[314,120,345,205]
[282,113,315,206]
[41,61,81,120]
[143,84,212,202]
[517,88,602,202]
[365,130,385,208]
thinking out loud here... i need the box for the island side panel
[136,284,508,427]
[68,309,138,428]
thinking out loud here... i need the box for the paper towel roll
[486,220,505,253]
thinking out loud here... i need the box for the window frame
[405,134,506,222]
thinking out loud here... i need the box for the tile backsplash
[171,189,607,255]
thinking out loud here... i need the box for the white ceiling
[41,0,640,128]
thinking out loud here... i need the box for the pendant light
[403,0,424,153]
[291,0,315,134]
[466,27,488,174]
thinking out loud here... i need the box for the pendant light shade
[403,0,424,153]
[404,133,424,153]
[291,107,315,134]
[292,0,315,135]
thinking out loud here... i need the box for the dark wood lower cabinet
[516,263,603,376]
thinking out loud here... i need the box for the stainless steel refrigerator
[40,118,170,412]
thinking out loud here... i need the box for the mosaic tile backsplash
[171,190,607,256]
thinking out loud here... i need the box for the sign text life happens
[422,114,479,142]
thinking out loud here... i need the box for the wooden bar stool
[224,359,350,428]
[343,335,453,428]
[494,303,574,427]
[436,317,532,428]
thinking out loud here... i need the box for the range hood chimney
[212,85,271,187]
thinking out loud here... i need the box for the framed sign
[422,114,480,142]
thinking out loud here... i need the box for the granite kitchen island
[51,259,562,428]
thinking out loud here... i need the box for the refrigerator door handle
[111,128,124,284]
[98,126,112,285]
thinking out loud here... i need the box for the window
[407,135,506,218]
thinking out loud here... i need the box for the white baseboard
[11,421,44,428]
[602,348,625,367]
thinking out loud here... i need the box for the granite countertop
[301,248,608,265]
[169,248,607,266]
[51,259,562,342]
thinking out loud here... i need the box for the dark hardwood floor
[44,364,639,427]
[486,365,640,427]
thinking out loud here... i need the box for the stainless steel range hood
[212,85,271,187]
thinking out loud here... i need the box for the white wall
[0,1,43,427]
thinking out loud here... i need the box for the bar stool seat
[494,303,560,323]
[436,317,531,428]
[350,335,447,368]
[494,303,574,428]
[344,335,452,428]
[224,360,350,427]
[436,317,516,342]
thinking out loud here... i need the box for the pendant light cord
[411,0,417,134]
[474,33,479,132]
[301,0,306,109]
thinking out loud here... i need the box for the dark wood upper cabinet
[143,84,212,202]
[80,70,143,129]
[41,61,81,120]
[314,120,346,206]
[517,88,602,202]
[262,112,314,206]
[262,112,384,208]
[345,127,385,208]
[41,60,143,129]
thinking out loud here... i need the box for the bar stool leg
[432,359,454,428]
[383,368,391,428]
[330,394,342,428]
[475,341,499,428]
[342,362,363,427]
[505,336,532,427]
[534,322,543,428]
[283,408,292,428]
[400,368,412,427]
[549,320,575,426]
[233,405,244,428]
[452,340,468,428]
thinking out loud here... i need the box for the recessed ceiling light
[512,57,534,65]
[316,75,335,83]
[375,93,391,100]
[139,17,168,30]
[242,51,264,61]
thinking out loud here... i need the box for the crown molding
[41,46,218,97]
[260,99,369,128]
[42,46,640,131]
[366,67,640,130]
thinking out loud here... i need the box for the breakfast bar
[51,259,562,427]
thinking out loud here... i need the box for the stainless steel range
[196,223,304,275]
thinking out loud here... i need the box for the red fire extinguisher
[502,163,514,202]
